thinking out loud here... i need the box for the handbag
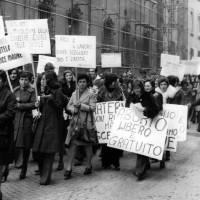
[77,107,98,144]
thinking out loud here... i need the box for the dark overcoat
[32,88,64,153]
[14,85,36,148]
[0,85,16,165]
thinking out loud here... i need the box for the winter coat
[0,85,16,165]
[152,91,163,112]
[59,79,76,99]
[168,87,184,105]
[32,88,65,153]
[126,93,140,107]
[97,86,123,103]
[140,91,159,119]
[14,86,36,148]
[65,88,97,146]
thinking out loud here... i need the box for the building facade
[0,0,184,75]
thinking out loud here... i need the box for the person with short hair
[64,73,97,179]
[13,71,36,179]
[88,68,100,83]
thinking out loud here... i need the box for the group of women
[0,64,198,200]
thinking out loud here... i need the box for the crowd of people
[1,64,200,199]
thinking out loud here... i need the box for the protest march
[0,14,200,200]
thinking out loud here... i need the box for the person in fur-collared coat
[14,71,36,180]
[97,73,123,171]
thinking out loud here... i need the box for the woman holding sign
[0,70,16,200]
[97,73,123,171]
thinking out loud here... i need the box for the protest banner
[94,101,125,143]
[5,19,51,54]
[55,35,96,68]
[161,104,188,143]
[0,16,5,37]
[101,53,121,68]
[161,53,180,68]
[180,60,200,75]
[37,55,59,74]
[107,107,169,160]
[0,36,31,71]
[160,61,185,81]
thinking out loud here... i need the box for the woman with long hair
[8,68,20,90]
[64,73,97,179]
[0,70,16,200]
[33,70,65,185]
[58,70,76,170]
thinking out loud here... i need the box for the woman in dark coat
[0,70,16,200]
[33,70,65,185]
[8,68,20,90]
[58,70,76,170]
[97,73,123,170]
[14,71,36,179]
[127,80,159,180]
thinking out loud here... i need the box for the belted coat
[14,85,36,148]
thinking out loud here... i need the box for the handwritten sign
[37,55,59,75]
[55,35,96,68]
[160,61,185,80]
[161,104,188,142]
[101,53,121,68]
[107,107,169,160]
[161,54,180,68]
[0,16,5,37]
[180,60,200,75]
[0,36,31,71]
[5,19,51,54]
[94,101,125,143]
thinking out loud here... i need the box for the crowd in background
[0,64,200,199]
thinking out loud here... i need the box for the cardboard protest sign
[0,36,31,71]
[94,101,125,143]
[161,104,188,143]
[160,61,185,81]
[55,35,96,68]
[5,19,51,54]
[101,53,121,68]
[180,60,200,75]
[0,16,5,37]
[161,53,180,68]
[37,55,59,75]
[107,107,169,160]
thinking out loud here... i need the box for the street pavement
[2,123,200,200]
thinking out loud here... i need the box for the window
[190,10,194,35]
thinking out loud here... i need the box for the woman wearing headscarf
[97,73,123,170]
[0,70,16,200]
[33,70,65,185]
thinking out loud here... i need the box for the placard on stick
[37,55,59,75]
[160,61,185,81]
[55,35,96,68]
[101,53,121,68]
[5,19,51,54]
[161,53,180,68]
[107,107,169,160]
[180,60,200,75]
[94,101,125,143]
[0,16,5,37]
[0,36,31,71]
